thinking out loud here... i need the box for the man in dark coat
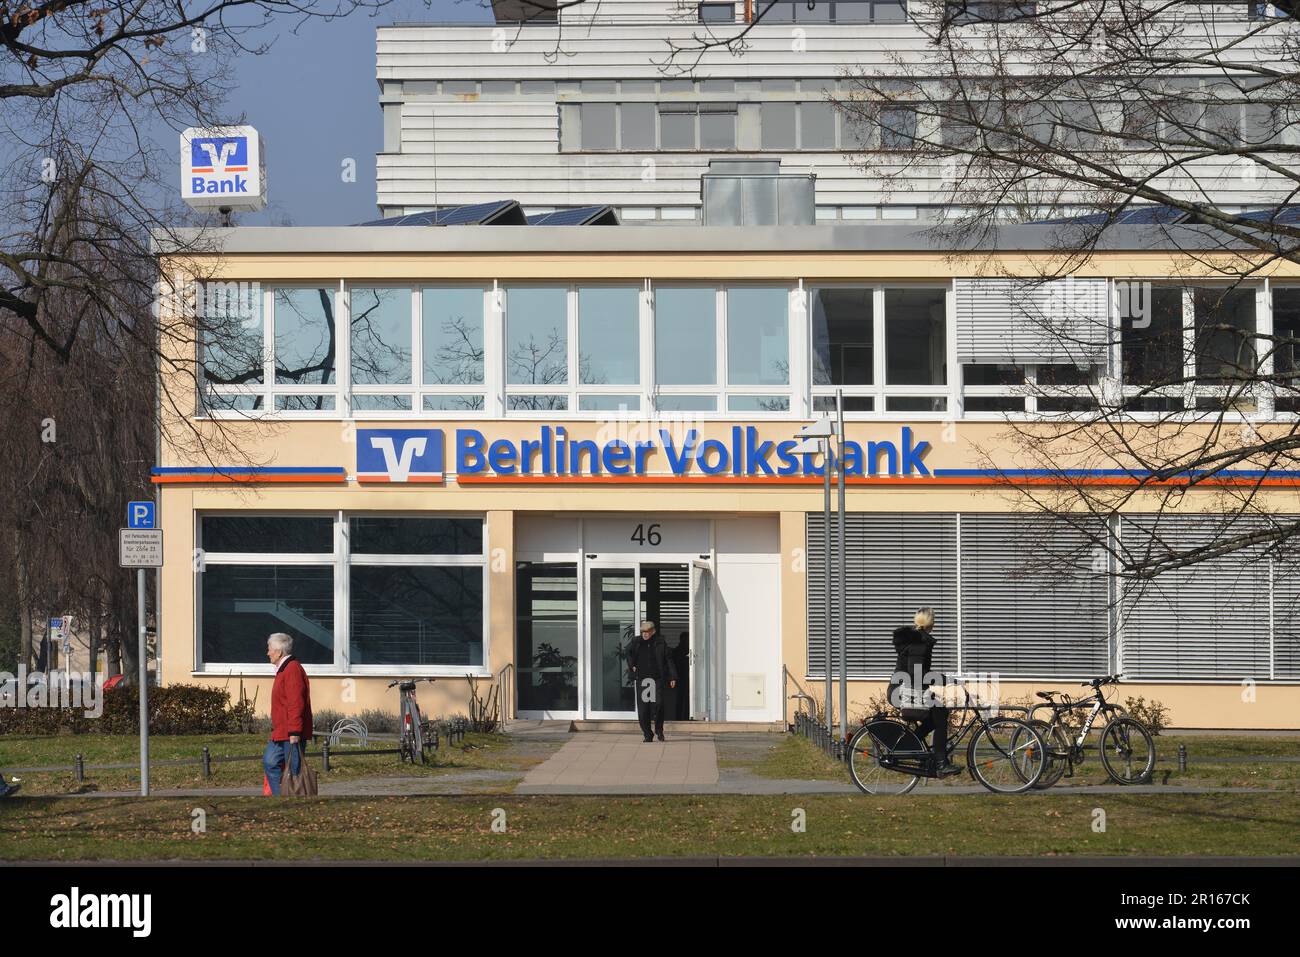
[888,607,960,776]
[627,620,677,742]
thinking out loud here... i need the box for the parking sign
[128,501,155,529]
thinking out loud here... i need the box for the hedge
[0,683,257,736]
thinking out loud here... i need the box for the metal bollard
[1177,743,1187,772]
[202,745,211,779]
[322,739,330,773]
[75,754,84,783]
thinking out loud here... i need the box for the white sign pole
[138,566,149,797]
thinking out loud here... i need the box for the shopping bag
[279,743,318,797]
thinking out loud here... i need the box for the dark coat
[625,634,678,684]
[888,625,937,714]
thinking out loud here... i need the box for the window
[505,286,569,410]
[1273,287,1300,412]
[197,514,487,672]
[350,288,413,412]
[761,102,797,150]
[349,516,485,668]
[700,103,738,149]
[579,286,641,411]
[811,285,948,414]
[655,287,717,411]
[726,286,791,411]
[812,288,873,388]
[620,103,657,151]
[800,102,837,149]
[1120,285,1261,414]
[198,516,336,667]
[200,281,265,411]
[580,102,617,150]
[698,2,735,21]
[274,293,335,380]
[422,286,486,412]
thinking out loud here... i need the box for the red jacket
[271,656,313,741]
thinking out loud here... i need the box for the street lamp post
[794,417,837,739]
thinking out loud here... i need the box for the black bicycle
[848,678,1048,795]
[1017,675,1156,787]
[388,677,437,764]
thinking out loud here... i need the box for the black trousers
[635,676,665,739]
[915,707,951,768]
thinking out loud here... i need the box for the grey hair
[914,607,935,629]
[267,632,294,655]
[640,620,657,632]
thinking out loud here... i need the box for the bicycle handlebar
[387,677,438,689]
[1080,674,1123,688]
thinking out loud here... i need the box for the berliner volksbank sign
[356,426,931,481]
[180,125,266,211]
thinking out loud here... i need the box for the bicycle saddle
[1035,691,1061,699]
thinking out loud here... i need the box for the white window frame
[417,284,491,417]
[194,511,490,676]
[809,281,952,419]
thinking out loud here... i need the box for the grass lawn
[1,792,1297,861]
[0,732,541,796]
[731,733,1300,788]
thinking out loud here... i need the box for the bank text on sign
[119,529,164,568]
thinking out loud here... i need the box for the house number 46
[630,523,662,547]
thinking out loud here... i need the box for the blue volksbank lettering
[191,175,249,194]
[456,426,929,478]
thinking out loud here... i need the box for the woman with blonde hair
[887,606,960,777]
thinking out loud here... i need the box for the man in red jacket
[263,632,313,796]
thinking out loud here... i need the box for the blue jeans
[263,740,303,796]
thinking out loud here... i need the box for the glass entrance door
[586,566,640,718]
[691,562,722,721]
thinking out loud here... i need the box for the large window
[578,286,642,412]
[505,286,569,411]
[422,286,487,411]
[654,285,792,413]
[811,285,947,413]
[350,287,413,412]
[1121,285,1261,414]
[197,514,487,672]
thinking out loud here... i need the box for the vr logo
[356,428,444,483]
[190,136,248,173]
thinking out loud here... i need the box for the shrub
[0,682,257,735]
[1123,696,1170,735]
[359,708,398,734]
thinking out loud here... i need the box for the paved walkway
[516,732,718,792]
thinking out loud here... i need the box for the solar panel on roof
[526,205,619,226]
[354,200,524,226]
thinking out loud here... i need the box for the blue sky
[228,1,489,226]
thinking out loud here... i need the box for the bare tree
[0,0,427,670]
[827,1,1300,588]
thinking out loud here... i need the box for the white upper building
[374,0,1295,224]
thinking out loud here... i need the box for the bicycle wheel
[1098,716,1155,784]
[411,708,427,765]
[848,720,922,795]
[1011,720,1070,789]
[968,717,1046,794]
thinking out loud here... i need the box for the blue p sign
[128,501,155,529]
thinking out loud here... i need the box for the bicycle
[847,678,1048,795]
[1017,674,1156,787]
[388,677,437,764]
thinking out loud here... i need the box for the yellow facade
[155,240,1300,729]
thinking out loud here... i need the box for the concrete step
[570,720,784,734]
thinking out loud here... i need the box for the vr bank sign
[180,125,265,211]
[357,426,931,481]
